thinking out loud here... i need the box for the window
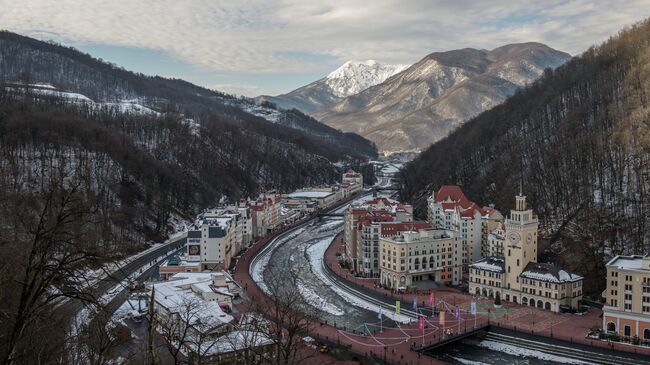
[624,325,631,337]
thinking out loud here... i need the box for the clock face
[508,232,521,243]
[527,234,533,243]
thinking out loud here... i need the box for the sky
[1,0,650,96]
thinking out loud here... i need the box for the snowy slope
[6,83,160,115]
[255,60,409,114]
[324,60,409,97]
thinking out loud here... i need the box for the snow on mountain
[6,83,160,115]
[316,43,571,153]
[255,60,410,115]
[324,60,409,97]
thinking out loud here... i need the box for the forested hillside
[0,88,341,253]
[0,31,377,160]
[399,19,650,297]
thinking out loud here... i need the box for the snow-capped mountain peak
[325,60,409,97]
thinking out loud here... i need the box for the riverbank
[323,232,650,359]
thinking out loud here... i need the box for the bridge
[415,326,488,352]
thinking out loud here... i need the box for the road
[61,234,187,322]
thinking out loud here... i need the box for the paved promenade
[324,233,650,357]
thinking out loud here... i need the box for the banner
[439,309,445,325]
[395,300,400,314]
[418,315,425,331]
[454,305,461,320]
[428,291,434,306]
[412,297,417,311]
[470,301,477,315]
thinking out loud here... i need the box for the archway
[529,299,535,307]
[482,288,488,297]
[488,289,494,298]
[475,287,480,295]
[544,302,551,310]
[607,322,616,332]
[522,297,528,305]
[537,300,543,308]
[644,328,650,340]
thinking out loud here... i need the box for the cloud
[1,0,649,76]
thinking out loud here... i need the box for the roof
[606,255,649,271]
[521,262,583,283]
[285,191,335,199]
[190,330,273,356]
[470,256,505,273]
[154,274,235,330]
[434,185,470,205]
[380,222,431,236]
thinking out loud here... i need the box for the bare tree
[238,269,319,365]
[0,165,103,364]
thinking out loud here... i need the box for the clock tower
[504,191,538,292]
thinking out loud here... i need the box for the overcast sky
[2,0,650,96]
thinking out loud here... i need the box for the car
[319,344,329,353]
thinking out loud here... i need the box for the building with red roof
[428,185,503,268]
[343,196,413,276]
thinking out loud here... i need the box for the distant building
[380,227,462,288]
[602,254,650,340]
[342,169,363,188]
[469,193,583,312]
[250,192,281,238]
[282,189,339,211]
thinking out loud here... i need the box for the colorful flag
[439,309,445,325]
[418,315,425,330]
[428,291,434,306]
[454,305,461,320]
[470,301,477,315]
[412,297,417,311]
[395,300,400,314]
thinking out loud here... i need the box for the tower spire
[519,179,523,196]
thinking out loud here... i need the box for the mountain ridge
[317,42,571,153]
[255,59,408,115]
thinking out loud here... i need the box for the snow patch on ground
[250,227,308,294]
[297,283,345,316]
[306,236,412,324]
[449,357,491,365]
[477,340,592,364]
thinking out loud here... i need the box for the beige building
[469,193,583,312]
[344,197,412,273]
[428,185,502,268]
[602,255,650,340]
[380,228,462,289]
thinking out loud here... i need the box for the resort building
[427,185,502,268]
[250,192,282,238]
[151,272,271,362]
[380,227,462,289]
[468,193,584,312]
[602,254,650,340]
[343,197,413,274]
